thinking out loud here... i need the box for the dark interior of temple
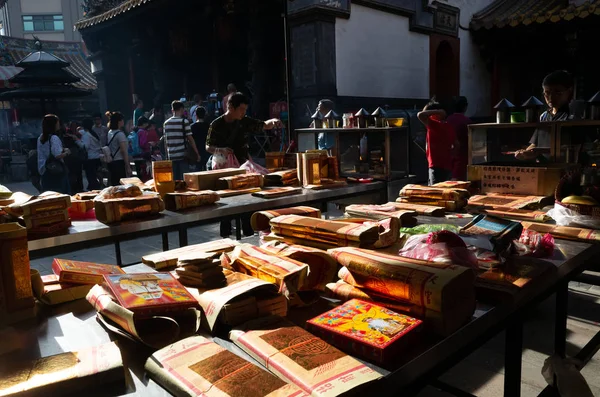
[83,0,286,119]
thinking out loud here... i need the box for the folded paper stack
[87,283,201,348]
[264,169,299,187]
[52,258,125,285]
[216,173,264,190]
[184,168,246,191]
[251,206,321,231]
[260,241,337,291]
[398,184,470,212]
[521,221,600,242]
[142,239,239,269]
[345,203,417,226]
[216,187,262,197]
[253,186,303,199]
[230,316,384,396]
[385,201,445,217]
[222,244,308,298]
[329,247,476,336]
[0,342,124,397]
[306,299,423,364]
[187,269,284,331]
[164,190,220,211]
[326,280,419,315]
[4,191,72,233]
[467,194,553,211]
[94,194,164,224]
[335,217,400,249]
[30,270,92,305]
[145,336,308,397]
[432,181,471,189]
[175,253,226,288]
[269,215,380,248]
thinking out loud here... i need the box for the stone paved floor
[6,180,600,396]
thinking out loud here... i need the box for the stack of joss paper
[327,247,476,336]
[268,215,381,249]
[229,316,384,397]
[142,239,239,269]
[216,173,264,190]
[145,336,308,397]
[398,184,470,212]
[164,190,220,211]
[3,191,72,233]
[345,203,417,226]
[250,206,321,231]
[467,194,552,222]
[264,169,299,187]
[174,253,226,288]
[222,244,309,298]
[186,269,287,331]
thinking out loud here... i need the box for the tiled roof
[75,0,155,30]
[471,0,600,30]
[0,36,96,90]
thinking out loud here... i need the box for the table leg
[555,282,568,358]
[162,232,169,251]
[114,241,122,267]
[504,317,524,397]
[179,228,188,247]
[235,218,242,240]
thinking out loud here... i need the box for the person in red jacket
[417,99,456,185]
[446,96,472,181]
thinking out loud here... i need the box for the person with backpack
[37,114,70,194]
[80,118,103,190]
[105,111,131,186]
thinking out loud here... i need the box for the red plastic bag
[512,229,555,258]
[399,233,479,270]
[240,157,270,175]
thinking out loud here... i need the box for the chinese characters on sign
[434,9,458,36]
[481,166,540,195]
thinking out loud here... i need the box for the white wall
[20,0,62,14]
[335,4,430,99]
[446,0,496,117]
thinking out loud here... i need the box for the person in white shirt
[37,114,70,193]
[80,118,103,190]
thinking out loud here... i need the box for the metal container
[355,108,370,128]
[522,96,544,123]
[311,110,323,128]
[324,110,339,128]
[494,98,515,124]
[371,107,387,128]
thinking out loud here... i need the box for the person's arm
[51,136,69,159]
[417,110,446,126]
[205,124,233,155]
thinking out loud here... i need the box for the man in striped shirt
[163,100,201,179]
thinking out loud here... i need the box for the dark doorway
[429,34,460,103]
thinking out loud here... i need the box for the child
[516,70,574,161]
[417,99,456,185]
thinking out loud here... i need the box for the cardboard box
[468,164,568,196]
[184,168,246,191]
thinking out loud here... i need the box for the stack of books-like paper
[3,191,72,234]
[174,253,226,288]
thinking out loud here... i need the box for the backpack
[101,131,124,164]
[128,129,142,157]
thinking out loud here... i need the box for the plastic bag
[399,233,479,270]
[212,153,240,170]
[547,202,600,229]
[512,229,555,258]
[399,224,460,235]
[240,157,269,175]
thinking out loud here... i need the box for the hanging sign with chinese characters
[434,5,459,37]
[481,166,540,195]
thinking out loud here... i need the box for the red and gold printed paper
[253,187,303,199]
[229,316,384,397]
[3,191,71,217]
[52,258,125,285]
[399,184,470,201]
[329,247,476,336]
[345,203,417,226]
[216,173,264,190]
[164,190,220,211]
[0,223,34,315]
[103,273,199,317]
[467,194,552,211]
[94,194,165,224]
[31,270,91,306]
[187,269,279,331]
[216,187,262,197]
[396,197,465,212]
[0,342,124,396]
[386,202,445,217]
[432,181,471,189]
[264,169,299,187]
[269,215,380,248]
[251,206,321,231]
[142,239,239,269]
[260,241,337,291]
[22,209,69,229]
[87,284,201,348]
[306,299,423,364]
[521,222,600,242]
[325,280,419,315]
[481,208,550,222]
[145,336,308,397]
[222,244,308,298]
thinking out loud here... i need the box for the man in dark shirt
[446,96,472,181]
[206,92,281,237]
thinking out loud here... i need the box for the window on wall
[22,15,64,32]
